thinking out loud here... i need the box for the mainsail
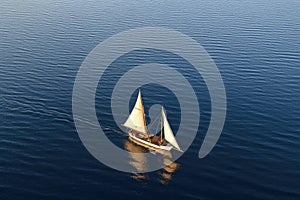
[123,90,147,134]
[162,108,181,151]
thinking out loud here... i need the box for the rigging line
[155,117,159,135]
[147,112,161,131]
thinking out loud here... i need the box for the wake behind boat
[122,89,182,152]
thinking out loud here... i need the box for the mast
[143,91,148,135]
[160,107,163,143]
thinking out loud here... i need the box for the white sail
[123,90,147,134]
[162,108,181,151]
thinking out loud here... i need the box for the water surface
[1,0,299,199]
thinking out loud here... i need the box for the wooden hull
[128,131,173,151]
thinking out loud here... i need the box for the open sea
[1,0,299,199]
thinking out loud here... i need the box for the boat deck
[128,130,172,151]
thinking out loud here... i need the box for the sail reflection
[124,140,180,183]
[124,139,148,180]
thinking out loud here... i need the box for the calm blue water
[1,0,300,199]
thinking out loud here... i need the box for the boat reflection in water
[124,139,180,184]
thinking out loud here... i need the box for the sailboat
[123,89,182,152]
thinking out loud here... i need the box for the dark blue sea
[1,0,299,199]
